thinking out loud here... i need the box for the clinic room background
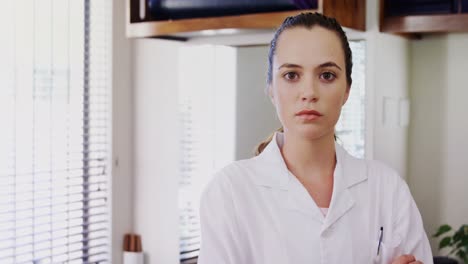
[1,0,467,263]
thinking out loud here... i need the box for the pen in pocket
[377,226,383,256]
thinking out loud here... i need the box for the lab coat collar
[254,132,368,190]
[253,132,368,228]
[252,132,290,190]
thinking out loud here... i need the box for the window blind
[178,46,218,264]
[336,40,366,158]
[0,0,111,263]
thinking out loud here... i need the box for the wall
[408,34,468,253]
[365,0,411,178]
[132,39,182,264]
[371,34,411,177]
[235,46,281,160]
[111,0,134,263]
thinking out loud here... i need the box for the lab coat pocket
[371,239,400,264]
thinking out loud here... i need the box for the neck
[281,131,336,183]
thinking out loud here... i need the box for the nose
[301,77,319,102]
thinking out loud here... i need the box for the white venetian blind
[336,40,366,158]
[178,44,236,264]
[178,46,217,264]
[0,0,111,263]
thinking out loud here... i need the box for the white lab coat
[198,133,433,264]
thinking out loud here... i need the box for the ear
[342,85,350,106]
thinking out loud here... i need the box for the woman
[198,12,432,264]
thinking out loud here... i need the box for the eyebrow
[278,63,302,70]
[278,62,342,71]
[319,62,342,71]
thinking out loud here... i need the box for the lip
[295,109,323,116]
[295,109,323,121]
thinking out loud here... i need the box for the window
[0,0,111,263]
[336,40,366,158]
[178,45,218,264]
[178,45,237,263]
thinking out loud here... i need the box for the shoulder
[201,157,261,201]
[366,159,401,182]
[355,157,409,198]
[341,148,405,190]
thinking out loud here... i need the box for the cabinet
[127,0,366,39]
[380,0,468,34]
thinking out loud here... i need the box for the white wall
[235,46,281,160]
[111,0,134,263]
[408,34,468,253]
[365,0,410,178]
[132,39,182,264]
[370,34,410,177]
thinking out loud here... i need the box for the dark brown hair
[256,12,352,156]
[267,12,352,86]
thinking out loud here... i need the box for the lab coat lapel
[285,174,325,222]
[254,134,368,227]
[254,133,324,221]
[320,163,355,232]
[321,143,367,233]
[252,133,289,190]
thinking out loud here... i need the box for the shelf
[126,0,366,39]
[127,10,317,39]
[379,0,468,35]
[381,13,468,34]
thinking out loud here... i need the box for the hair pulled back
[256,12,352,156]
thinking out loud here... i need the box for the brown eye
[320,72,336,81]
[284,72,299,81]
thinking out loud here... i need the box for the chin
[290,125,332,141]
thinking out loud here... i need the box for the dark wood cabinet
[380,0,468,34]
[126,0,366,39]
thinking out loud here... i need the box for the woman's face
[269,26,350,141]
